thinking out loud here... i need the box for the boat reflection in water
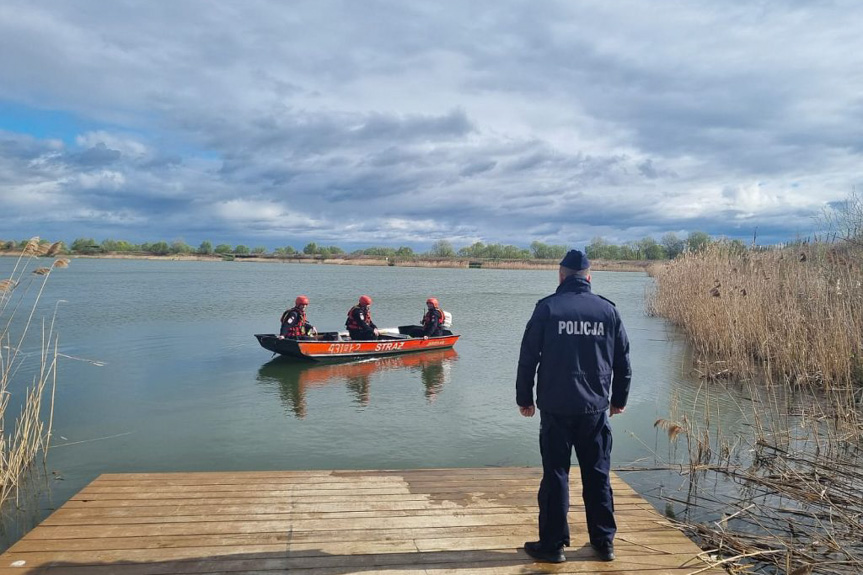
[256,348,458,418]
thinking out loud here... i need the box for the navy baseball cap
[559,249,590,270]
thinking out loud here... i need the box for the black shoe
[523,541,566,563]
[591,542,615,561]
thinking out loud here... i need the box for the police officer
[516,249,631,564]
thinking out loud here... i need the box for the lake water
[0,258,746,549]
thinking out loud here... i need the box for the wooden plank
[26,519,667,541]
[91,468,544,482]
[76,482,544,492]
[0,541,717,566]
[77,479,601,494]
[82,479,633,493]
[71,486,639,501]
[93,468,543,481]
[74,485,542,496]
[8,526,691,553]
[89,471,631,482]
[36,506,662,525]
[60,493,639,509]
[0,544,716,572]
[39,510,662,529]
[46,498,651,520]
[60,492,646,510]
[0,560,715,575]
[0,554,717,575]
[0,567,713,575]
[0,468,721,575]
[20,518,676,541]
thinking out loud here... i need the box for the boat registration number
[327,343,362,353]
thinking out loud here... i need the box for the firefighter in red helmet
[279,295,316,339]
[422,297,445,338]
[346,295,379,340]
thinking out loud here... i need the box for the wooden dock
[0,468,722,574]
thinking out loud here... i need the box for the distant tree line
[1,234,731,261]
[585,231,742,261]
[425,240,568,260]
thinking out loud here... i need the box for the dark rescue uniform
[422,307,445,337]
[346,305,378,340]
[516,275,632,551]
[280,306,313,338]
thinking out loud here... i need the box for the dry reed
[647,241,863,574]
[653,380,863,574]
[45,242,63,257]
[0,237,68,509]
[648,243,863,395]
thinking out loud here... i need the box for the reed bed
[0,238,68,510]
[648,243,863,395]
[651,379,863,574]
[647,242,863,574]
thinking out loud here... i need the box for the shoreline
[0,251,651,272]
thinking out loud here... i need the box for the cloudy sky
[1,1,861,250]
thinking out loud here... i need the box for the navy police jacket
[516,276,632,415]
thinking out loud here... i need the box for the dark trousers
[538,410,616,549]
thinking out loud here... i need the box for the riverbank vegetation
[651,378,862,575]
[648,242,863,392]
[0,238,68,511]
[1,231,718,263]
[647,196,863,574]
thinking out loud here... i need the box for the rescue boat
[254,326,460,361]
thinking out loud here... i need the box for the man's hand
[519,405,535,417]
[610,405,625,417]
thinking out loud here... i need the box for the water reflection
[256,349,458,418]
[0,465,52,552]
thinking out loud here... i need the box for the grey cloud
[505,152,550,173]
[1,0,860,248]
[459,160,497,178]
[362,146,428,168]
[72,143,122,167]
[0,132,58,161]
[141,155,183,169]
[528,223,564,236]
[638,159,657,179]
[352,109,474,143]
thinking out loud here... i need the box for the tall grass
[0,238,67,509]
[650,375,863,574]
[647,241,863,574]
[648,242,863,395]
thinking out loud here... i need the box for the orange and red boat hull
[255,332,460,361]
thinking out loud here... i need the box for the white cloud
[214,199,285,222]
[75,170,126,190]
[381,218,440,232]
[75,131,149,158]
[68,208,146,225]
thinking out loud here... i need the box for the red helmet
[295,295,309,306]
[426,297,439,307]
[359,295,373,306]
